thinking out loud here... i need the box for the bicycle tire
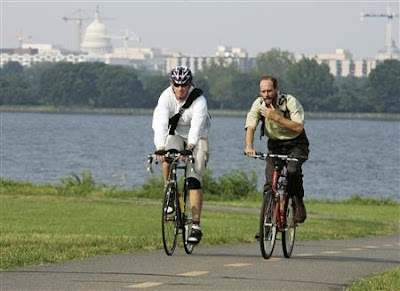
[182,214,194,254]
[182,186,194,254]
[259,191,277,259]
[161,182,178,255]
[282,196,296,258]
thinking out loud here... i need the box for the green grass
[346,267,400,291]
[1,194,399,271]
[1,175,399,289]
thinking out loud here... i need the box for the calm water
[2,112,399,201]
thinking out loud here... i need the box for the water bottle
[277,176,286,198]
[178,192,185,213]
[278,175,286,214]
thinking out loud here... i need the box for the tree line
[1,48,399,113]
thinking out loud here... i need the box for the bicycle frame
[247,152,298,259]
[271,159,290,232]
[147,152,195,255]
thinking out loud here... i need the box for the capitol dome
[80,12,112,55]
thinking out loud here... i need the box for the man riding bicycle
[152,66,210,244]
[244,75,310,238]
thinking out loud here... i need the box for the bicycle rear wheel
[259,191,277,259]
[282,196,296,258]
[161,183,178,255]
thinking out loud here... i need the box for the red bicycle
[250,153,299,259]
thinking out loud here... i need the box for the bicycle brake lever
[147,155,154,173]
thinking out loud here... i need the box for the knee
[187,177,202,190]
[287,164,302,176]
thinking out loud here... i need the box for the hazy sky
[2,0,399,59]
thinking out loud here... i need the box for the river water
[2,112,399,201]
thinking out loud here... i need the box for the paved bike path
[1,234,399,290]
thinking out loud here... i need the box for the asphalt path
[1,234,399,291]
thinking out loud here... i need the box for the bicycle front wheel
[182,189,194,254]
[259,191,277,259]
[282,196,296,258]
[182,214,194,254]
[161,183,178,255]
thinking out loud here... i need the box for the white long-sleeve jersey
[152,86,210,149]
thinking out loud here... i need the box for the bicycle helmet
[170,66,193,85]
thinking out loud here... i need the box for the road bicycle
[248,152,299,259]
[147,151,195,256]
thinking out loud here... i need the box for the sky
[1,0,399,59]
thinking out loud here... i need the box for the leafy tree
[96,65,145,108]
[39,62,77,106]
[254,48,295,86]
[196,63,240,109]
[140,73,169,108]
[231,71,260,109]
[285,58,336,111]
[366,59,400,113]
[25,62,57,104]
[332,76,368,112]
[0,62,31,105]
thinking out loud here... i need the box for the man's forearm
[275,116,304,133]
[245,127,256,150]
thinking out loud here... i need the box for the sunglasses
[173,82,189,88]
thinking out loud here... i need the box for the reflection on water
[2,112,399,201]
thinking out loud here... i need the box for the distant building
[80,11,112,55]
[165,45,254,74]
[0,7,396,77]
[0,43,86,67]
[307,48,378,77]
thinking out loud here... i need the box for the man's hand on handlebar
[154,149,166,163]
[180,147,193,164]
[244,148,256,157]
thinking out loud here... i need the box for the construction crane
[110,29,141,49]
[360,3,400,58]
[16,30,32,49]
[62,9,90,51]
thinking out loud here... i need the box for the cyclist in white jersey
[152,66,210,244]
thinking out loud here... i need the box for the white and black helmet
[170,66,193,85]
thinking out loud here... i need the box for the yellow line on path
[224,263,252,267]
[345,248,362,251]
[178,271,209,277]
[322,251,342,254]
[364,245,379,249]
[296,253,316,257]
[127,282,163,288]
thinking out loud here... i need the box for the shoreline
[1,105,399,121]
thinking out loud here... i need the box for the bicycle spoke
[182,189,195,254]
[259,192,277,259]
[282,196,296,258]
[162,184,178,255]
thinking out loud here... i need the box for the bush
[56,172,98,197]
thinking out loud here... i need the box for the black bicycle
[147,151,195,256]
[248,152,298,259]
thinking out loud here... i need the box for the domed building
[80,10,112,55]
